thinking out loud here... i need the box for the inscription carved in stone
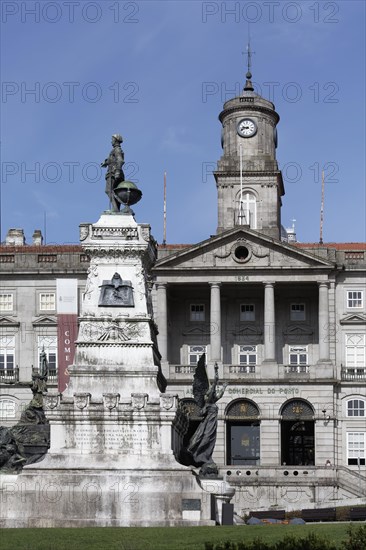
[69,425,158,453]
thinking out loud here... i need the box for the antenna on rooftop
[163,171,167,245]
[44,211,47,245]
[319,170,325,244]
[238,144,247,225]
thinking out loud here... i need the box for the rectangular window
[240,304,255,321]
[347,291,363,308]
[289,346,308,372]
[0,293,13,311]
[346,334,366,368]
[190,304,205,322]
[290,303,305,321]
[347,399,365,417]
[0,336,15,375]
[238,345,256,373]
[188,345,206,366]
[39,292,56,311]
[38,336,57,377]
[347,432,365,466]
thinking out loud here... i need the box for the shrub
[273,533,337,550]
[342,525,366,550]
[205,540,271,550]
[205,532,339,550]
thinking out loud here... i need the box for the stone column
[156,283,168,363]
[264,282,276,362]
[210,282,221,362]
[318,282,330,362]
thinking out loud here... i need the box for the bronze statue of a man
[101,134,125,212]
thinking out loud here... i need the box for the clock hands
[237,118,257,137]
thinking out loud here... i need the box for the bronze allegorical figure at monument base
[182,355,227,478]
[0,349,50,474]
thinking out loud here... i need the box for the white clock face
[237,118,257,138]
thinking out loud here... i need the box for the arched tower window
[225,399,260,465]
[236,192,257,229]
[280,399,315,466]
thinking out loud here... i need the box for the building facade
[1,69,365,513]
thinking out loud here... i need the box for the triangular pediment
[182,325,212,336]
[32,316,57,327]
[340,314,366,325]
[0,316,20,327]
[283,324,314,335]
[231,325,263,336]
[155,227,335,272]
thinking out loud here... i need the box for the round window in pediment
[235,246,249,261]
[231,241,252,263]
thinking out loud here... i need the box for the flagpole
[239,144,244,225]
[163,171,167,245]
[319,170,325,244]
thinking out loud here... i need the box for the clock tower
[215,52,284,239]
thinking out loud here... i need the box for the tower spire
[244,39,254,92]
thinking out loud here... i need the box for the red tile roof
[0,245,82,253]
[1,242,365,254]
[157,244,191,250]
[293,243,366,250]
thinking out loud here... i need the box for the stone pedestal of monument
[0,213,217,527]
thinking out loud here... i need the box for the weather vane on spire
[243,30,255,92]
[246,41,252,75]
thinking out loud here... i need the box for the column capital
[263,281,275,288]
[317,281,330,288]
[155,282,168,290]
[209,282,221,288]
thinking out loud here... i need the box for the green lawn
[0,523,358,550]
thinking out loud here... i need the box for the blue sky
[1,0,365,245]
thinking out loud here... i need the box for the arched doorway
[226,399,260,465]
[281,399,315,466]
